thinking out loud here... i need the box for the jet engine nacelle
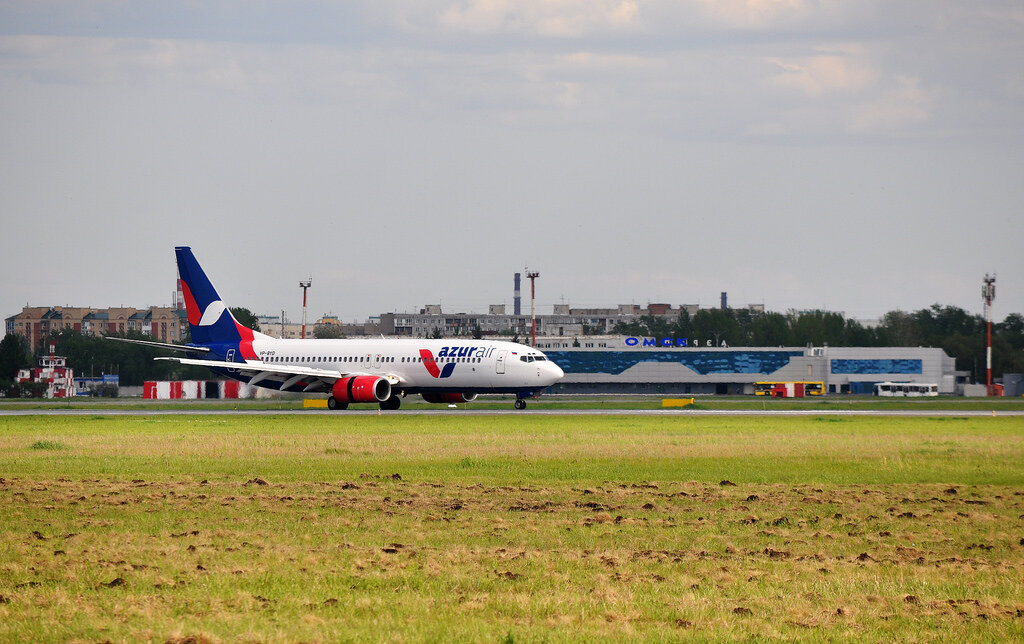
[331,376,391,403]
[421,392,478,404]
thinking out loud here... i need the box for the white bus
[873,382,939,397]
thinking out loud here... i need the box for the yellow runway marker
[662,398,694,408]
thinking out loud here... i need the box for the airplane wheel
[328,397,348,411]
[514,399,526,410]
[380,396,401,411]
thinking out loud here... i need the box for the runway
[2,408,1022,417]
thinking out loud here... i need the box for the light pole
[299,278,312,339]
[526,269,540,346]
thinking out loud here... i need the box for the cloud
[376,0,883,41]
[766,49,877,96]
[754,44,936,136]
[749,75,933,138]
[0,35,400,106]
[0,34,663,120]
[691,0,817,29]
[848,75,931,131]
[422,0,641,37]
[0,35,251,89]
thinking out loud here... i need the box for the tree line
[612,305,1024,383]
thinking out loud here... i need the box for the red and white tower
[982,274,996,396]
[16,344,75,398]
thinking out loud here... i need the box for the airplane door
[374,353,382,369]
[496,350,507,374]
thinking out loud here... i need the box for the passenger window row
[262,356,483,365]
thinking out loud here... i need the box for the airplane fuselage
[205,337,563,398]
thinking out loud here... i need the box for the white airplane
[116,247,563,410]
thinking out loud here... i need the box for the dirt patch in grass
[2,475,1024,640]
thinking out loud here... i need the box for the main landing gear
[327,397,348,410]
[514,398,527,410]
[379,395,401,411]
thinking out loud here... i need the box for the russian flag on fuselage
[175,246,255,357]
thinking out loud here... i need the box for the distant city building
[6,305,187,349]
[256,314,382,339]
[377,302,761,338]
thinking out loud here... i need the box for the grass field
[2,413,1023,641]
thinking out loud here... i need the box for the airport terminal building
[534,337,961,395]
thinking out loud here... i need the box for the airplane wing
[106,336,211,353]
[156,356,402,392]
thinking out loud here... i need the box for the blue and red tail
[175,246,259,360]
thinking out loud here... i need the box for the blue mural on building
[830,359,922,374]
[545,351,802,376]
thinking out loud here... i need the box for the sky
[2,0,1022,330]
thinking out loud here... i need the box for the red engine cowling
[332,376,391,403]
[420,392,478,404]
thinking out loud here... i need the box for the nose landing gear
[514,398,527,410]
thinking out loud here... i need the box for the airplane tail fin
[175,246,260,354]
